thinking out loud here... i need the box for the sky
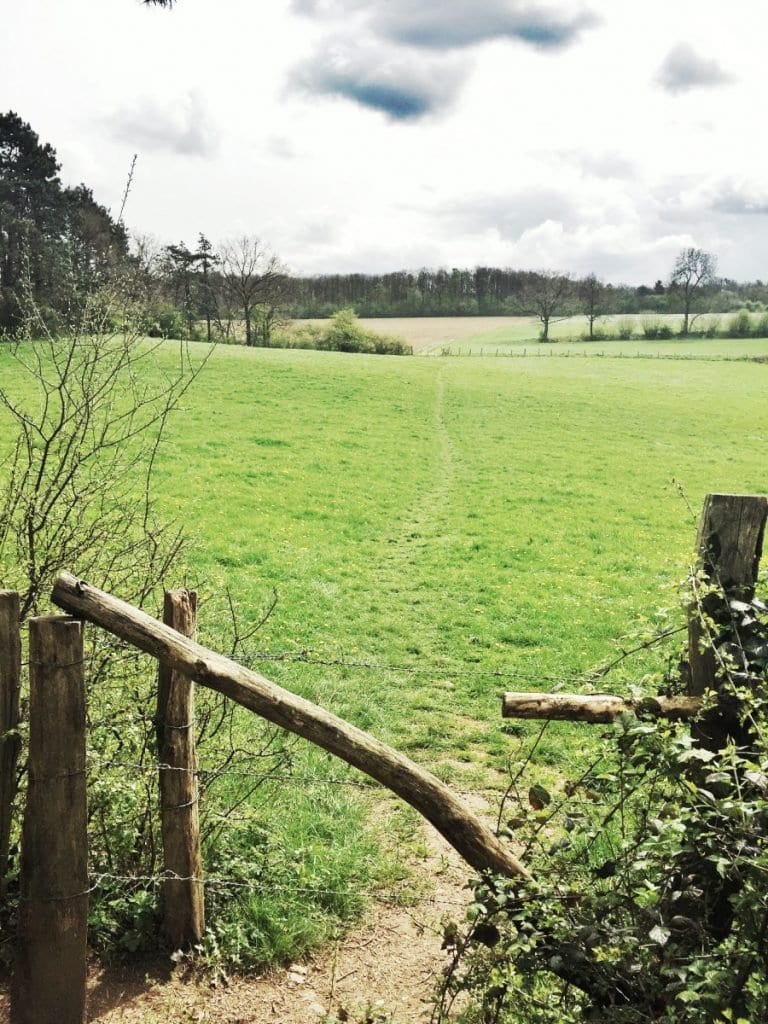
[3,0,768,284]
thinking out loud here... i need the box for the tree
[0,111,64,318]
[514,270,573,342]
[0,281,212,619]
[196,233,218,343]
[0,112,128,331]
[163,241,202,338]
[61,184,129,292]
[220,236,288,346]
[669,247,717,335]
[579,273,608,340]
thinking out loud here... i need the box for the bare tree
[669,248,718,335]
[219,236,288,346]
[515,270,574,342]
[0,281,213,619]
[579,273,609,340]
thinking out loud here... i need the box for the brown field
[301,315,529,353]
[356,316,520,353]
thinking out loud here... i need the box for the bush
[641,320,660,339]
[641,322,674,340]
[754,312,768,338]
[726,309,754,338]
[436,579,768,1024]
[278,310,412,356]
[703,316,721,338]
[146,306,186,339]
[616,318,634,340]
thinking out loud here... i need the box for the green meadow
[434,314,768,357]
[1,336,767,963]
[154,344,766,763]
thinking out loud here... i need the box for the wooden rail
[502,691,701,723]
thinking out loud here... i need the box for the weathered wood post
[156,589,204,948]
[688,493,768,748]
[0,591,21,893]
[11,616,87,1024]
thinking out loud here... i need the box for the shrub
[641,321,674,340]
[702,316,721,338]
[436,579,768,1024]
[146,306,186,339]
[641,320,660,339]
[616,318,634,340]
[754,312,768,338]
[727,309,754,338]
[280,310,411,356]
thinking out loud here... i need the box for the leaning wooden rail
[503,691,701,723]
[52,572,530,882]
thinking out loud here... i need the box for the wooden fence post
[11,616,87,1024]
[688,493,768,747]
[0,592,21,893]
[157,589,204,948]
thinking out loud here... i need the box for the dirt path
[0,820,476,1024]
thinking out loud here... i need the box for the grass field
[152,343,767,766]
[1,332,767,965]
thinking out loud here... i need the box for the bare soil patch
[0,821,478,1024]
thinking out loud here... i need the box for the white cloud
[106,91,219,158]
[656,44,735,94]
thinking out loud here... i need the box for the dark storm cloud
[289,2,597,119]
[656,44,735,94]
[106,93,218,157]
[446,190,577,239]
[290,44,468,120]
[292,0,598,51]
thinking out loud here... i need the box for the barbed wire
[83,757,513,806]
[17,871,472,911]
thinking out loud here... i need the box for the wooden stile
[157,589,205,948]
[0,592,21,893]
[52,571,530,882]
[11,616,87,1024]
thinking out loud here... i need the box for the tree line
[290,258,768,327]
[3,110,768,346]
[0,112,292,346]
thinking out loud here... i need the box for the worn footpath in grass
[149,345,767,774]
